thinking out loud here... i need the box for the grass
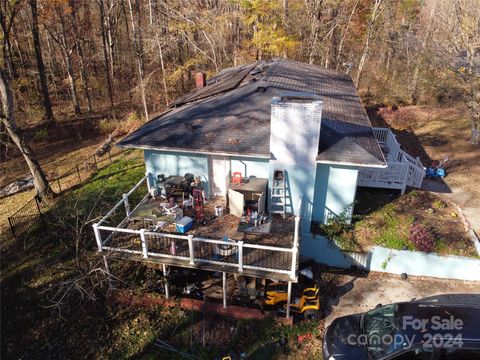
[361,202,415,250]
[351,189,477,257]
[1,153,324,360]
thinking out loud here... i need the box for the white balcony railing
[358,128,425,193]
[93,176,300,281]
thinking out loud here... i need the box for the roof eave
[116,143,272,159]
[315,159,388,168]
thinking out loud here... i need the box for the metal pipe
[222,272,227,309]
[286,281,292,318]
[162,264,170,299]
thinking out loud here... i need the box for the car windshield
[362,304,404,359]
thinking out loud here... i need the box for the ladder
[270,169,287,217]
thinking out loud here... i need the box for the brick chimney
[195,72,207,89]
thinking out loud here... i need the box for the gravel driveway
[320,269,480,326]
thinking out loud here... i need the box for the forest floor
[367,105,480,235]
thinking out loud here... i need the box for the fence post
[237,241,244,272]
[8,217,16,238]
[76,164,81,182]
[35,196,48,236]
[108,150,112,163]
[401,164,408,195]
[57,178,62,192]
[122,193,131,218]
[93,223,103,252]
[188,235,195,265]
[140,229,148,258]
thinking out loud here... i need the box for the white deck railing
[92,176,300,281]
[358,128,424,193]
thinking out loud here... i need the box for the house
[93,59,424,316]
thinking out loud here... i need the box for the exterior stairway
[357,128,425,194]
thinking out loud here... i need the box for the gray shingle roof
[118,59,386,167]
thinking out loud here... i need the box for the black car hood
[324,314,370,360]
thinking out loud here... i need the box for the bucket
[215,205,224,217]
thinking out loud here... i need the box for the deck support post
[103,255,113,289]
[188,235,195,265]
[291,215,300,279]
[93,223,103,252]
[140,229,148,258]
[222,272,227,309]
[122,193,131,218]
[237,241,243,272]
[401,164,408,195]
[162,264,170,299]
[286,281,292,319]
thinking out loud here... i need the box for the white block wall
[270,93,323,169]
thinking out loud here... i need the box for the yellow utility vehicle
[264,282,320,320]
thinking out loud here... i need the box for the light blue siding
[269,161,317,229]
[230,157,269,178]
[144,150,209,195]
[312,164,359,224]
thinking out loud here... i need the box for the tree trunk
[336,0,359,71]
[307,0,323,64]
[354,0,383,88]
[98,0,115,111]
[29,0,55,123]
[57,11,82,115]
[127,0,149,121]
[70,7,93,113]
[64,47,82,115]
[0,70,53,196]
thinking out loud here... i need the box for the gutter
[117,144,272,159]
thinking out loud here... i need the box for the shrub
[317,205,359,252]
[34,128,48,140]
[409,224,435,253]
[432,200,446,209]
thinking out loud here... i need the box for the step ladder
[270,169,287,217]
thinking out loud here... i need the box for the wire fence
[7,147,123,244]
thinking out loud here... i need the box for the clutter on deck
[126,172,294,247]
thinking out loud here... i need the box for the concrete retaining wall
[301,233,480,281]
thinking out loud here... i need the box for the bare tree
[354,0,386,88]
[28,0,55,123]
[430,0,480,144]
[0,69,53,196]
[127,0,149,121]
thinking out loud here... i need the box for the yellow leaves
[252,26,298,56]
[167,55,206,84]
[241,0,298,57]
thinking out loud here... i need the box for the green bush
[34,128,48,140]
[318,205,359,252]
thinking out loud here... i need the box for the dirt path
[323,270,480,327]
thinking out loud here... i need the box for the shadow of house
[366,105,453,194]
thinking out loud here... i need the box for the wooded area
[1,0,479,144]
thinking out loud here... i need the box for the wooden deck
[94,176,300,282]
